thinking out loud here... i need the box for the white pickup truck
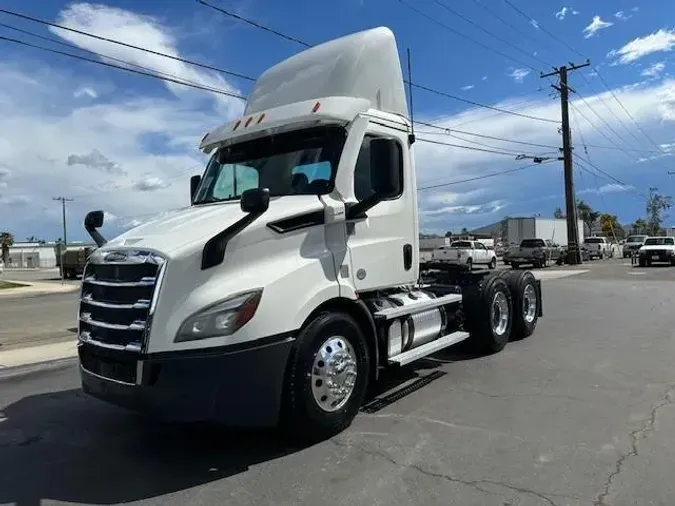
[638,236,675,266]
[583,237,612,260]
[432,240,497,269]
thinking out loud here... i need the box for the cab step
[388,331,470,366]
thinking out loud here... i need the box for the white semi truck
[77,27,543,441]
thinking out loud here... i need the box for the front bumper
[639,250,674,263]
[79,334,295,427]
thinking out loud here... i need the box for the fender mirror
[84,210,107,247]
[240,187,270,214]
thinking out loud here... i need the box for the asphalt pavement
[0,289,78,351]
[2,265,675,505]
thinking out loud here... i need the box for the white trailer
[77,27,543,442]
[506,217,583,247]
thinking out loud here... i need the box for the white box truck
[506,217,583,247]
[77,27,543,441]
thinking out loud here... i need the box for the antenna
[406,47,416,145]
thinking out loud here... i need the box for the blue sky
[1,0,674,241]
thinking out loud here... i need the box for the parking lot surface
[1,261,675,505]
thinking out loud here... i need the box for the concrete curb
[0,340,78,369]
[0,279,80,298]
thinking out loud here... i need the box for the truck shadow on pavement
[0,344,483,506]
[0,388,304,506]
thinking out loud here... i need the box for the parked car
[622,234,648,258]
[506,238,563,268]
[584,237,612,259]
[432,240,498,269]
[638,236,675,266]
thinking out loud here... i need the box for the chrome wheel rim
[523,284,537,324]
[491,291,509,336]
[311,336,358,412]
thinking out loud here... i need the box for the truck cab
[77,27,543,441]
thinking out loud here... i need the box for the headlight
[175,289,263,342]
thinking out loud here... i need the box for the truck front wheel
[281,311,370,443]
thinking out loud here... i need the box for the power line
[0,23,246,96]
[408,81,559,123]
[501,0,586,60]
[417,160,556,190]
[593,68,671,156]
[0,35,247,100]
[0,7,256,82]
[430,0,552,69]
[397,0,540,71]
[196,0,311,47]
[414,120,560,149]
[416,136,553,158]
[197,1,562,124]
[470,0,560,59]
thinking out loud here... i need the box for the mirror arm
[85,223,107,248]
[345,194,381,220]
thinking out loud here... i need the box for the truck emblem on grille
[105,251,127,263]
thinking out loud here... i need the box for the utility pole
[53,196,74,281]
[541,60,590,265]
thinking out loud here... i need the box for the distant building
[5,241,96,269]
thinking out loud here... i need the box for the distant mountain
[469,220,502,236]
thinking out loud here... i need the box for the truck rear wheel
[281,311,370,443]
[499,271,539,340]
[465,275,513,354]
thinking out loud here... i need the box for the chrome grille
[78,250,166,351]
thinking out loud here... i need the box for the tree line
[552,187,672,238]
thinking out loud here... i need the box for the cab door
[345,122,417,291]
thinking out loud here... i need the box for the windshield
[193,126,347,204]
[626,235,647,243]
[520,239,544,248]
[585,238,604,244]
[450,241,472,248]
[644,237,675,246]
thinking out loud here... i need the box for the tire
[638,258,646,267]
[556,256,563,266]
[464,275,513,354]
[511,262,520,269]
[466,258,473,270]
[488,257,497,270]
[499,271,539,340]
[281,311,370,443]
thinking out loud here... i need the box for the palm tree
[0,231,14,265]
[631,219,648,234]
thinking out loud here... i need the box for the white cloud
[583,16,614,38]
[3,4,675,237]
[132,176,170,191]
[614,11,632,21]
[641,62,666,78]
[50,2,244,117]
[608,29,675,64]
[507,68,531,83]
[578,183,634,195]
[555,7,579,20]
[74,87,98,99]
[67,149,125,174]
[482,76,488,81]
[461,85,474,91]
